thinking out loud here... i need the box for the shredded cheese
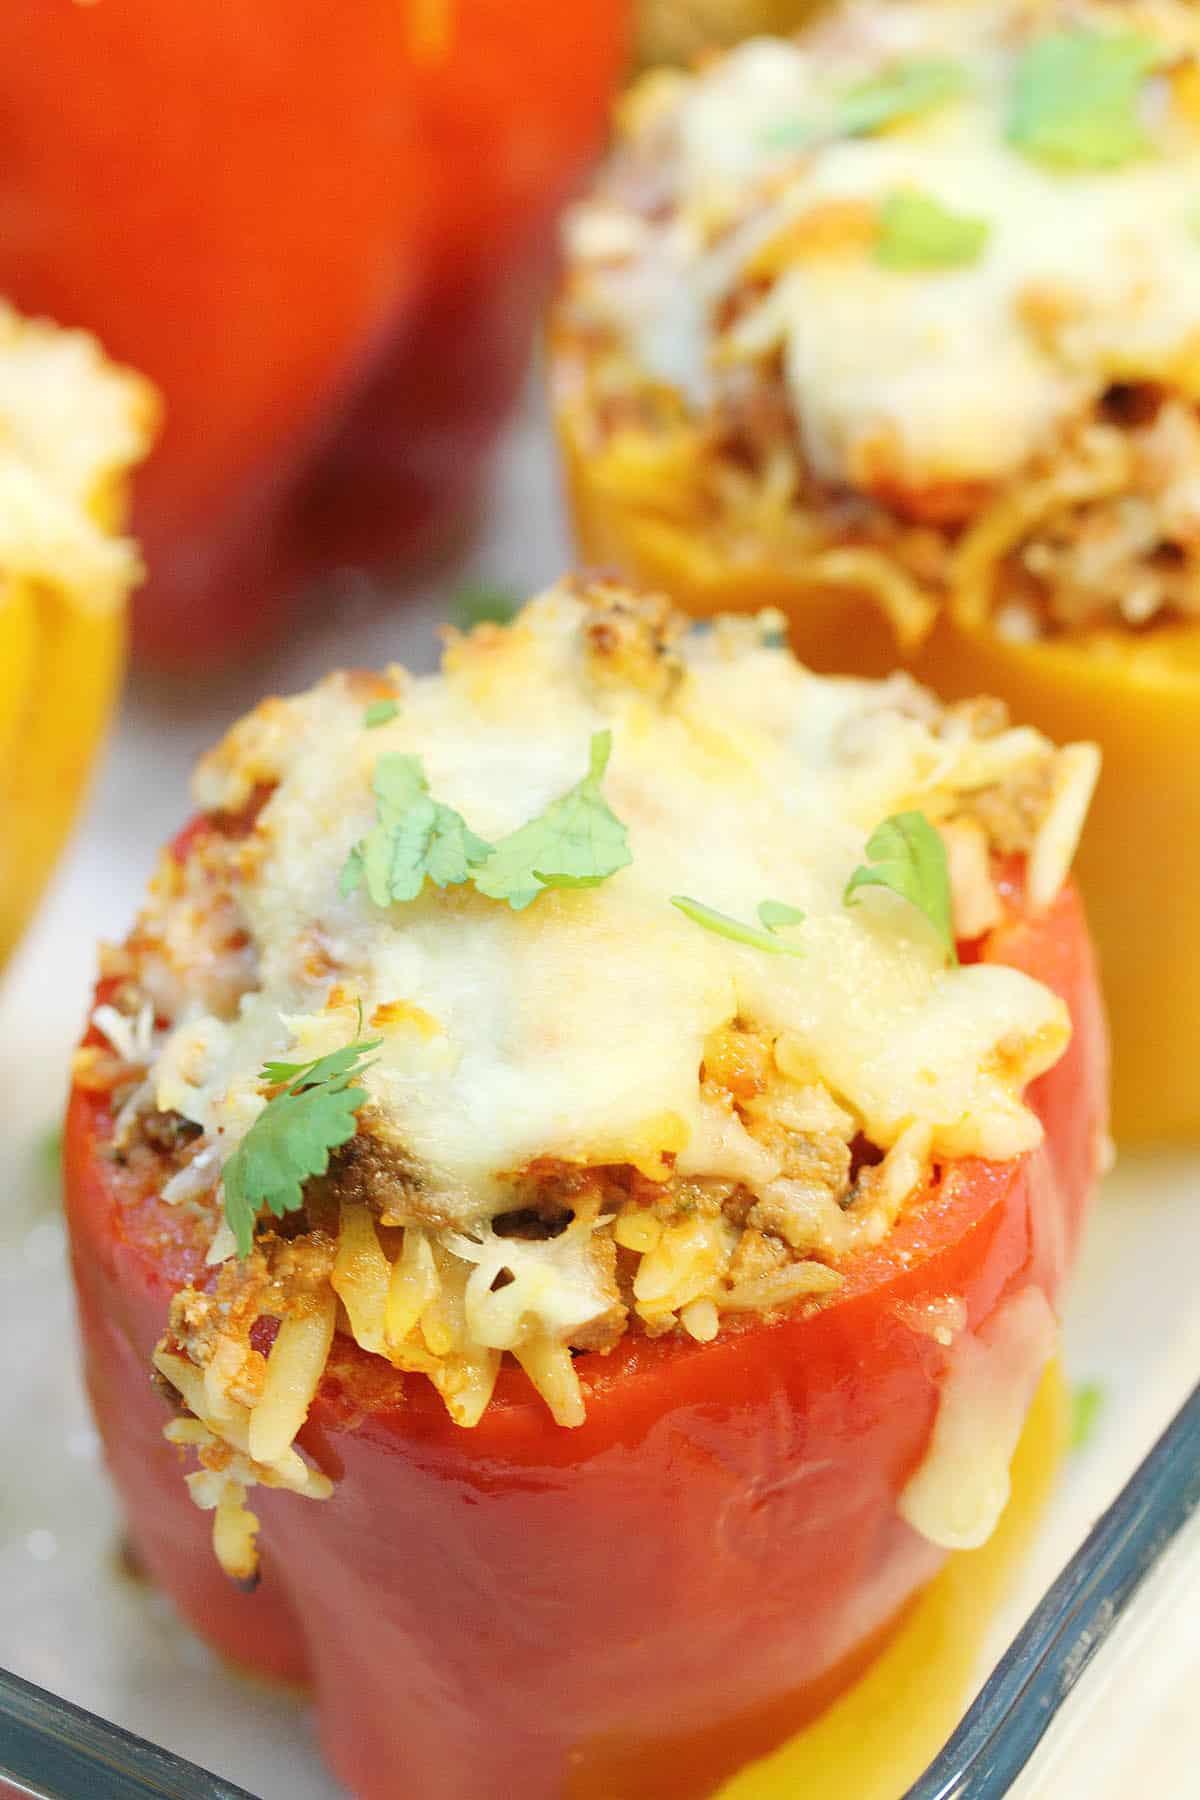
[898,1284,1057,1550]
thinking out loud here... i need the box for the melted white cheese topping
[568,0,1200,494]
[899,1283,1057,1549]
[151,586,1075,1225]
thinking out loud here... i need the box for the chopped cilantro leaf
[37,1123,63,1182]
[757,899,806,931]
[363,699,400,729]
[763,54,966,150]
[222,1032,381,1258]
[671,895,805,957]
[760,116,823,153]
[473,731,631,912]
[1070,1380,1106,1451]
[341,752,493,908]
[259,1037,379,1090]
[844,811,957,963]
[839,56,968,137]
[1008,29,1161,169]
[452,583,521,631]
[28,1123,64,1217]
[875,189,990,270]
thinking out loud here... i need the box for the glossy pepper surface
[0,0,629,668]
[64,854,1105,1800]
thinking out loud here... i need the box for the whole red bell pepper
[0,0,628,666]
[64,848,1106,1800]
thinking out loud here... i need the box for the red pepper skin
[0,0,629,667]
[64,869,1105,1800]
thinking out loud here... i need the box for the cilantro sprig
[875,189,990,270]
[671,895,805,957]
[764,54,967,150]
[222,1031,381,1258]
[473,731,632,911]
[452,583,521,631]
[839,56,968,137]
[341,753,493,906]
[342,732,631,914]
[1070,1379,1106,1451]
[363,699,400,729]
[843,811,956,964]
[1008,29,1162,170]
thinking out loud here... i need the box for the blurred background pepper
[0,0,629,668]
[0,306,156,966]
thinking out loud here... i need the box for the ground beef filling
[108,1009,913,1411]
[568,241,1200,637]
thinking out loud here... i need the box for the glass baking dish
[2,1371,1195,1800]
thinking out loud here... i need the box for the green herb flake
[473,731,632,912]
[764,55,966,151]
[363,699,400,729]
[341,752,493,908]
[37,1123,64,1183]
[27,1123,64,1218]
[839,56,968,137]
[452,583,521,631]
[1008,29,1162,170]
[875,189,990,270]
[757,899,806,932]
[671,895,805,957]
[844,810,957,963]
[758,608,790,650]
[222,1032,381,1258]
[760,115,823,154]
[1070,1379,1106,1451]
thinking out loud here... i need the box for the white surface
[1014,1503,1200,1800]
[0,395,1197,1798]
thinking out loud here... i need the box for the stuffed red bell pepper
[65,579,1107,1800]
[0,0,629,666]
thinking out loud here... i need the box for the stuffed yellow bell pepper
[552,0,1200,1140]
[0,305,156,965]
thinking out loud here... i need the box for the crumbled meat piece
[745,1183,837,1253]
[139,1109,203,1155]
[965,762,1056,856]
[714,1184,757,1229]
[777,1129,852,1197]
[713,363,802,486]
[578,581,685,700]
[493,1206,574,1241]
[1012,402,1200,631]
[320,1124,430,1228]
[726,1227,788,1288]
[568,1233,628,1354]
[651,1178,731,1223]
[168,1229,337,1379]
